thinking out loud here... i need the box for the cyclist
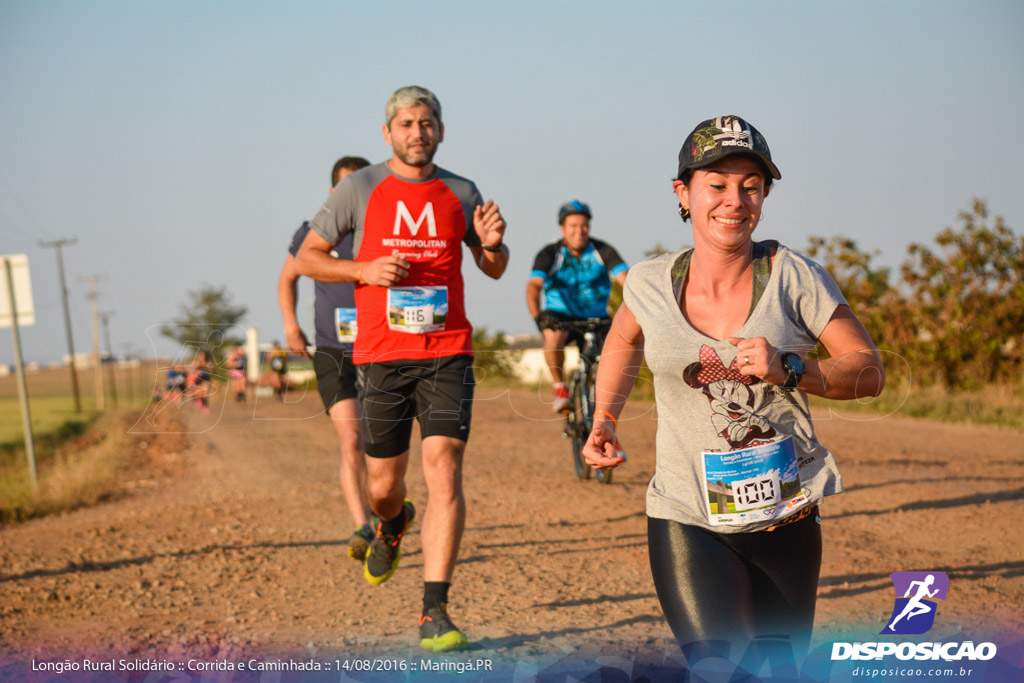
[277,154,377,563]
[526,200,628,412]
[294,86,508,651]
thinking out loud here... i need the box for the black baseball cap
[677,115,781,181]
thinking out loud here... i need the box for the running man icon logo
[881,571,949,635]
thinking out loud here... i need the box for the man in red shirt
[295,86,508,651]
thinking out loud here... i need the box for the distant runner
[295,86,508,651]
[277,154,377,562]
[188,349,213,414]
[267,341,289,400]
[226,344,247,403]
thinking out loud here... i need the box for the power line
[0,169,52,242]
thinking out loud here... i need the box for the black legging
[648,511,821,660]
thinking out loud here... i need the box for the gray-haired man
[295,86,508,651]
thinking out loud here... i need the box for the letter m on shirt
[394,201,437,237]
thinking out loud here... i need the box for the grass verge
[812,381,1024,430]
[0,409,140,523]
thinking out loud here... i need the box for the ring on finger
[744,355,751,365]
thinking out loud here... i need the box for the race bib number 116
[386,286,448,334]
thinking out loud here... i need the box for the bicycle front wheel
[569,371,593,481]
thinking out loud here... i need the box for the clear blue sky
[2,0,1022,365]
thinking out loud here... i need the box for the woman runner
[584,115,885,660]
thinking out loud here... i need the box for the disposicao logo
[831,570,997,663]
[881,571,949,635]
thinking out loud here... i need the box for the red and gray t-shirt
[309,162,483,363]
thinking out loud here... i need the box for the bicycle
[557,318,615,484]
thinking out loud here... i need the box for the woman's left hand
[728,336,787,386]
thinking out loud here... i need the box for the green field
[0,364,157,453]
[0,363,165,521]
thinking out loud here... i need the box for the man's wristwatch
[482,240,504,253]
[780,353,805,391]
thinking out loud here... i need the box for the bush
[472,327,520,382]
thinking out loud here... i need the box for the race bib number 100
[386,286,448,334]
[701,436,807,527]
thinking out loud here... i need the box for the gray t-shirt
[288,222,354,350]
[623,244,848,533]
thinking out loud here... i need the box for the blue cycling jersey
[530,238,627,319]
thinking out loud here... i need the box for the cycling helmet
[558,199,592,224]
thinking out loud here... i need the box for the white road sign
[1,254,36,328]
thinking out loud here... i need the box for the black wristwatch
[482,240,504,253]
[780,353,805,391]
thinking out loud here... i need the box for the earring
[678,205,690,219]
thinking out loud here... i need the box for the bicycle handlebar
[550,318,613,335]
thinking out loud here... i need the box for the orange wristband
[595,409,617,426]
[357,262,366,284]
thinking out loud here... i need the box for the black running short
[357,354,475,458]
[312,346,359,412]
[647,510,821,658]
[538,310,611,351]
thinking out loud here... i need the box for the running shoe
[419,605,469,652]
[552,383,571,413]
[347,524,375,561]
[364,499,415,586]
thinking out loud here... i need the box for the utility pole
[81,275,105,410]
[2,256,37,488]
[121,343,136,404]
[38,237,82,413]
[99,311,118,408]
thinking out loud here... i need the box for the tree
[807,201,1023,390]
[804,235,914,355]
[899,198,1024,388]
[160,285,247,365]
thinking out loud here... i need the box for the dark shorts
[539,310,611,351]
[357,354,475,458]
[312,346,359,412]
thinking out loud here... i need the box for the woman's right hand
[583,418,624,470]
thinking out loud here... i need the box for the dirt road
[1,386,1022,678]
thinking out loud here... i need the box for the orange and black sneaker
[363,499,415,586]
[419,604,469,652]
